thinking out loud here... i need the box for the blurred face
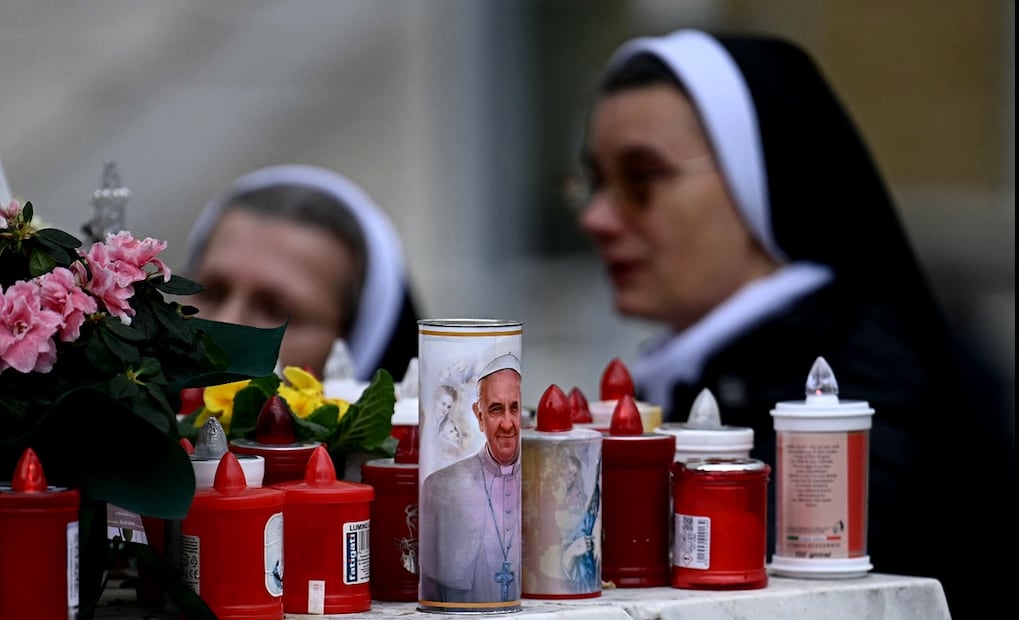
[579,84,779,331]
[436,392,455,417]
[190,209,357,376]
[473,369,522,465]
[440,418,460,445]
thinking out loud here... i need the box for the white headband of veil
[184,164,407,379]
[606,29,785,262]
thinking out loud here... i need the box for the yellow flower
[196,379,251,431]
[277,385,322,418]
[280,366,350,421]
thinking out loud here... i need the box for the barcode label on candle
[675,513,711,570]
[344,520,371,584]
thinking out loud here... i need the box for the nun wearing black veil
[577,29,1011,617]
[184,164,420,383]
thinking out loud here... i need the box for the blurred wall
[1,0,1012,420]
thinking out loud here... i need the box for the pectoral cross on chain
[495,561,515,601]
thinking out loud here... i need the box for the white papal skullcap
[479,353,521,380]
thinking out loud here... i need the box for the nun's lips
[606,257,642,287]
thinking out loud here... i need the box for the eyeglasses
[563,155,716,217]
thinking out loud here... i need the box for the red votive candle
[360,426,420,602]
[0,448,80,620]
[601,394,675,587]
[671,457,770,590]
[181,452,285,620]
[275,445,374,615]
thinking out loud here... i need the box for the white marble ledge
[96,572,949,619]
[341,573,949,620]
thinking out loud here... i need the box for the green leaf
[27,247,57,276]
[328,369,395,453]
[152,300,192,342]
[100,326,141,364]
[22,201,34,222]
[108,374,140,399]
[156,274,204,296]
[229,383,274,438]
[293,404,337,441]
[37,226,83,249]
[84,333,123,374]
[32,388,197,518]
[35,236,78,265]
[191,317,285,377]
[103,318,147,342]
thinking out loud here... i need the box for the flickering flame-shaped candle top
[536,384,573,432]
[255,395,297,445]
[304,445,338,485]
[805,356,840,404]
[193,417,228,459]
[12,447,48,493]
[609,394,644,436]
[686,388,723,429]
[213,451,248,493]
[568,387,593,424]
[394,425,420,464]
[323,339,357,382]
[600,357,635,401]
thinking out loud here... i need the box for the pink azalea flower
[0,281,63,374]
[76,258,136,325]
[103,231,171,283]
[1,198,21,224]
[37,267,99,342]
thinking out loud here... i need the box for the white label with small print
[181,535,200,594]
[308,580,326,614]
[67,521,80,613]
[343,520,370,585]
[674,513,711,570]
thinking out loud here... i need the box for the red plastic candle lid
[536,384,573,432]
[303,445,338,485]
[11,447,47,493]
[600,358,635,401]
[255,395,298,445]
[568,387,593,424]
[609,394,644,436]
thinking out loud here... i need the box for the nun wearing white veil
[184,164,420,383]
[577,29,1010,618]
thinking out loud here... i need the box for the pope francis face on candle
[473,360,522,466]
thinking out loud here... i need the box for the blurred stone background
[1,0,1012,424]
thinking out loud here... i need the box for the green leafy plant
[1,198,285,515]
[178,365,397,473]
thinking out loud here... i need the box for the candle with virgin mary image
[521,384,603,599]
[416,319,524,614]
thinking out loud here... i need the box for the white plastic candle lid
[769,554,873,579]
[771,399,874,432]
[654,423,754,461]
[771,356,874,431]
